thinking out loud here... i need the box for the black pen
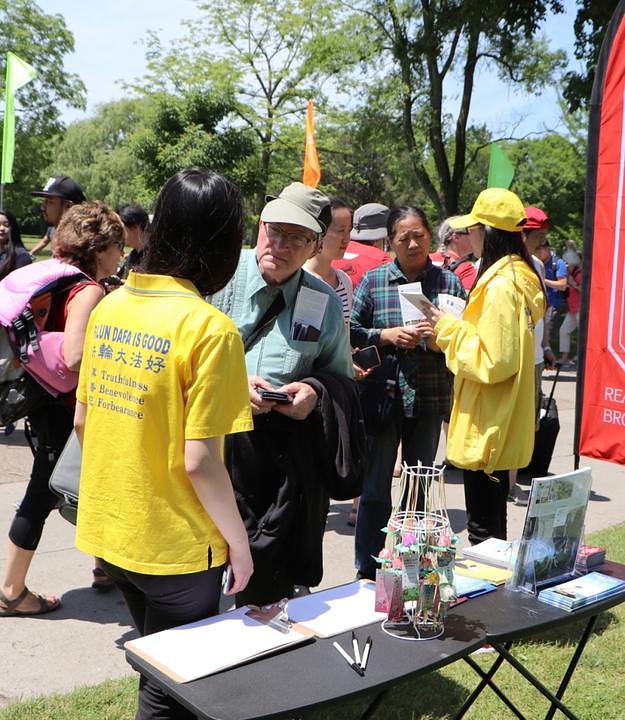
[360,636,372,672]
[333,641,364,677]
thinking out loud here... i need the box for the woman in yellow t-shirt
[74,169,254,720]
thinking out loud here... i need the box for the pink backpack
[0,259,89,395]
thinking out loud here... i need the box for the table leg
[453,644,511,720]
[491,643,578,720]
[359,688,390,720]
[460,651,526,720]
[543,614,598,720]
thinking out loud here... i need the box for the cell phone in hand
[224,565,234,593]
[352,345,382,371]
[257,388,293,404]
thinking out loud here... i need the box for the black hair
[476,225,544,293]
[117,202,149,230]
[329,197,349,211]
[318,202,333,237]
[387,206,432,239]
[0,209,26,281]
[141,168,244,295]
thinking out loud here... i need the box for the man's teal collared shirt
[210,249,353,387]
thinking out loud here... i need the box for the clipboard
[125,606,312,683]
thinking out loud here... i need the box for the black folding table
[452,560,625,720]
[125,561,625,720]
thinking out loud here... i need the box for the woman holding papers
[421,188,545,546]
[351,206,465,580]
[74,169,254,720]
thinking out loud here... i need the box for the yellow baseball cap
[449,188,527,233]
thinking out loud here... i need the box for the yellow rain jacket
[435,254,545,474]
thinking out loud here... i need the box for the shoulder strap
[243,292,285,353]
[447,254,473,272]
[242,269,308,353]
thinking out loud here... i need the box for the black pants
[463,469,509,546]
[9,400,74,550]
[100,559,224,720]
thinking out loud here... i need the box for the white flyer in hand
[291,286,328,341]
[398,282,424,325]
[437,293,466,319]
[401,291,436,316]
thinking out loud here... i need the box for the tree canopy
[127,0,327,212]
[130,91,257,196]
[563,0,620,112]
[0,0,86,229]
[47,98,153,210]
[321,0,567,220]
[0,0,596,246]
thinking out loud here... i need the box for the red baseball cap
[524,206,549,230]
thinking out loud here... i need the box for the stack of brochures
[461,538,513,569]
[537,572,625,612]
[454,575,497,600]
[454,559,512,585]
[575,544,606,573]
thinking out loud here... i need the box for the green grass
[22,234,52,260]
[3,524,625,719]
[0,678,138,720]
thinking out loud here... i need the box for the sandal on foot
[91,567,115,591]
[0,586,61,616]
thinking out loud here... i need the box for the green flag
[1,52,37,185]
[487,143,514,189]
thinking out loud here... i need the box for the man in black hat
[29,175,86,256]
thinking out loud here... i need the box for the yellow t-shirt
[75,272,253,575]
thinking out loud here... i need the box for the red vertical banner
[576,0,625,463]
[303,100,321,188]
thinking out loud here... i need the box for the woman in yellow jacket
[422,188,545,545]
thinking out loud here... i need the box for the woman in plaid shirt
[351,206,465,580]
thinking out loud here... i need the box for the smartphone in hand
[257,388,293,404]
[224,565,234,593]
[352,345,382,371]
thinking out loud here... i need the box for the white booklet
[398,282,424,324]
[462,537,513,569]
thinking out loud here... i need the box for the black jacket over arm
[224,371,366,594]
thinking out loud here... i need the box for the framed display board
[510,467,592,594]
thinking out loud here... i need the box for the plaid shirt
[350,258,466,417]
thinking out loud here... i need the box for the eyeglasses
[536,242,550,249]
[264,222,317,249]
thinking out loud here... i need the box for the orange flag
[303,99,321,187]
